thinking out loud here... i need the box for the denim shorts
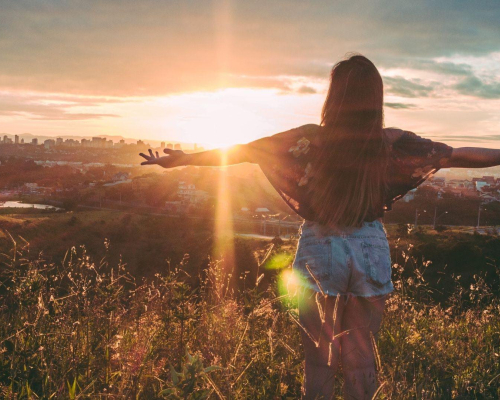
[292,219,394,297]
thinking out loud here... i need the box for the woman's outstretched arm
[139,142,258,168]
[139,124,316,168]
[443,147,500,168]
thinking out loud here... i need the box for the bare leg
[340,294,387,400]
[298,288,345,400]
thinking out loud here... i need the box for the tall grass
[1,232,500,399]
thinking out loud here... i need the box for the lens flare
[277,269,303,306]
[264,252,293,270]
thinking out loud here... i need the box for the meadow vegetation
[1,215,500,398]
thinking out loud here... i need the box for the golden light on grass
[212,148,236,288]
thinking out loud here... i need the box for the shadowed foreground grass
[1,234,500,399]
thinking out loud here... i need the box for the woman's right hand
[139,148,189,168]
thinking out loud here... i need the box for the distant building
[480,193,497,204]
[445,188,464,198]
[161,141,165,148]
[431,177,445,187]
[174,143,182,151]
[482,176,496,185]
[91,137,106,148]
[112,172,130,182]
[31,138,38,145]
[64,139,80,147]
[475,180,490,191]
[20,138,24,144]
[177,181,210,205]
[166,143,173,149]
[255,207,270,213]
[14,135,19,144]
[56,137,63,146]
[137,140,145,146]
[24,183,38,193]
[44,139,55,149]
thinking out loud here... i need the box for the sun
[173,88,278,148]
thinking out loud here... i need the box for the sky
[0,0,500,148]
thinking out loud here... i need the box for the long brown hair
[307,54,388,227]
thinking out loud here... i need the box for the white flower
[411,165,434,179]
[289,137,311,158]
[298,162,313,186]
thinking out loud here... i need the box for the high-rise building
[20,138,24,144]
[14,135,19,144]
[91,137,106,148]
[161,141,165,148]
[166,143,173,149]
[64,139,79,147]
[174,143,182,150]
[56,137,63,146]
[31,138,38,145]
[44,139,55,149]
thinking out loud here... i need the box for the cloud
[399,59,474,76]
[383,76,435,98]
[433,134,500,143]
[296,86,317,94]
[0,0,499,96]
[0,93,121,120]
[384,102,417,109]
[453,76,500,99]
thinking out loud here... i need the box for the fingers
[164,148,175,154]
[148,149,154,158]
[156,151,159,158]
[139,153,151,160]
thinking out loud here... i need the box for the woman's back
[244,123,453,227]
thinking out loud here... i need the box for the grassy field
[1,211,500,398]
[0,210,274,282]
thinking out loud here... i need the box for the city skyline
[0,132,203,150]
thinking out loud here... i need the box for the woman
[140,54,500,399]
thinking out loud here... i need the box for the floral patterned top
[243,124,453,222]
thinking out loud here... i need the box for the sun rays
[212,149,236,288]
